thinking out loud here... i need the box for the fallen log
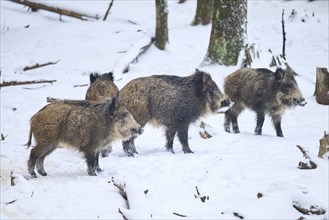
[9,0,98,21]
[318,131,329,158]
[314,67,329,105]
[0,80,56,88]
[23,60,60,71]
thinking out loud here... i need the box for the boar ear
[194,70,204,96]
[90,72,99,84]
[274,68,284,81]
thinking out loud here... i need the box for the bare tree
[202,0,247,66]
[192,0,213,26]
[155,0,168,50]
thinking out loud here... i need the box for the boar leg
[165,128,176,153]
[123,137,138,157]
[95,152,102,173]
[35,145,57,176]
[177,127,193,154]
[85,151,98,176]
[271,114,284,137]
[28,143,55,178]
[254,111,265,135]
[225,103,243,133]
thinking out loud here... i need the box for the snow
[1,0,328,219]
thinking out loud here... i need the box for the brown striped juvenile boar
[85,72,119,157]
[224,67,306,137]
[119,69,231,156]
[25,98,142,177]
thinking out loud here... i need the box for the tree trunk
[314,67,329,105]
[155,0,168,50]
[192,0,213,26]
[202,0,247,66]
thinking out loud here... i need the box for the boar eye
[119,112,129,118]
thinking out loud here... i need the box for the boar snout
[294,97,307,107]
[221,98,231,108]
[131,126,143,137]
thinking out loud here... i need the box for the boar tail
[25,127,32,149]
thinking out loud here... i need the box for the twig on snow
[23,60,60,71]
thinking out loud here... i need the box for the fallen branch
[103,0,114,21]
[112,36,154,74]
[1,133,7,141]
[293,201,326,215]
[296,145,317,169]
[111,177,128,202]
[23,60,60,71]
[233,212,244,219]
[118,208,129,220]
[10,171,16,186]
[199,121,213,139]
[0,80,56,88]
[9,0,98,21]
[194,186,209,203]
[173,212,187,218]
[73,84,89,88]
[5,199,17,205]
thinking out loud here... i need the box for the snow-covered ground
[1,0,328,219]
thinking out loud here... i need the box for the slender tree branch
[0,80,56,88]
[23,60,60,71]
[103,0,114,21]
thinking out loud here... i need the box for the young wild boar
[85,72,119,101]
[85,72,119,157]
[224,67,307,137]
[25,98,142,177]
[119,69,231,156]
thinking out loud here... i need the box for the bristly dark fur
[90,72,114,84]
[224,67,305,137]
[119,69,230,156]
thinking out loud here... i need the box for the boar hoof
[96,167,102,173]
[166,147,175,154]
[30,172,37,178]
[183,148,194,154]
[37,169,47,176]
[88,169,97,176]
[224,126,231,133]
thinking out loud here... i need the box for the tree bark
[314,67,329,105]
[192,0,213,26]
[155,0,168,50]
[202,0,247,66]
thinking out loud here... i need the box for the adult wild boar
[224,67,306,137]
[85,72,119,157]
[120,69,231,156]
[85,72,119,101]
[25,98,142,177]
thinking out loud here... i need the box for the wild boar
[119,69,231,156]
[85,72,119,101]
[224,67,306,137]
[85,72,119,157]
[25,97,142,177]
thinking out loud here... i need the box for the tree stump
[318,131,329,158]
[314,67,329,105]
